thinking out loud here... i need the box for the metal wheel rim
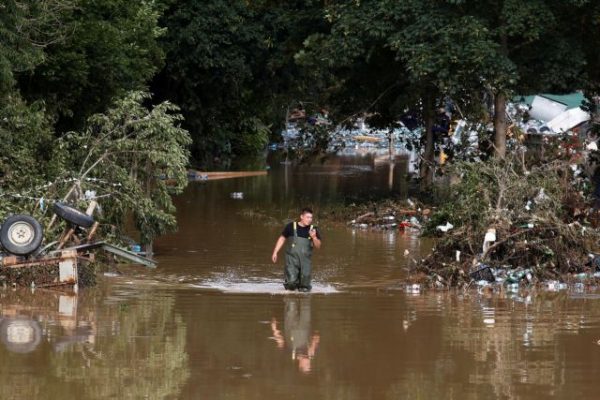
[8,222,35,246]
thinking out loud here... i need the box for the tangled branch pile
[416,151,600,287]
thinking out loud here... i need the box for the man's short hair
[301,207,313,215]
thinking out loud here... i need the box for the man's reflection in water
[271,297,320,374]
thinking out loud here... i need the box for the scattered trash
[469,265,495,283]
[405,283,421,294]
[409,216,422,229]
[230,192,244,199]
[399,220,412,230]
[513,93,590,134]
[546,281,568,291]
[574,272,588,280]
[547,107,590,133]
[414,152,600,290]
[84,190,97,200]
[436,222,453,233]
[505,283,520,292]
[535,188,548,203]
[505,269,529,284]
[345,199,429,231]
[590,254,600,270]
[518,223,535,229]
[482,228,496,253]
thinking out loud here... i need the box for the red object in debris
[399,221,412,230]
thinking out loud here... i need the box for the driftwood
[187,170,267,181]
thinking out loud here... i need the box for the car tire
[53,202,94,228]
[0,214,44,256]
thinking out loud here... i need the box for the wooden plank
[187,170,267,181]
[57,227,75,250]
[87,222,100,241]
[3,256,62,269]
[2,249,78,269]
[353,135,382,143]
[1,256,22,267]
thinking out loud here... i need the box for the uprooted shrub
[416,152,600,287]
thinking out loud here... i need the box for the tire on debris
[53,202,94,228]
[0,214,44,256]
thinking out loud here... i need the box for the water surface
[2,152,600,399]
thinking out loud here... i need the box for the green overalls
[284,222,314,291]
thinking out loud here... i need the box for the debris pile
[331,199,430,231]
[510,93,590,135]
[0,200,156,289]
[412,151,600,289]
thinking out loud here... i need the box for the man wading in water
[271,208,322,292]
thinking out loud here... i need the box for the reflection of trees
[51,290,189,399]
[389,291,600,399]
[0,287,189,399]
[3,284,594,399]
[437,292,564,399]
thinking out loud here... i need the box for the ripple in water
[190,276,339,294]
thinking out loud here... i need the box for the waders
[284,222,313,291]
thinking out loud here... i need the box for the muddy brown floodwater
[3,151,600,399]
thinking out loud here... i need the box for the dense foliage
[5,1,600,165]
[153,0,327,163]
[0,1,189,247]
[2,0,600,244]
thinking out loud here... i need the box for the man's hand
[272,235,286,263]
[310,229,321,249]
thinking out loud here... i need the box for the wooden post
[494,91,507,158]
[85,200,98,215]
[87,222,100,242]
[57,227,76,250]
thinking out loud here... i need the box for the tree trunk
[143,159,154,257]
[494,91,507,158]
[592,95,600,134]
[144,241,153,257]
[420,95,435,188]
